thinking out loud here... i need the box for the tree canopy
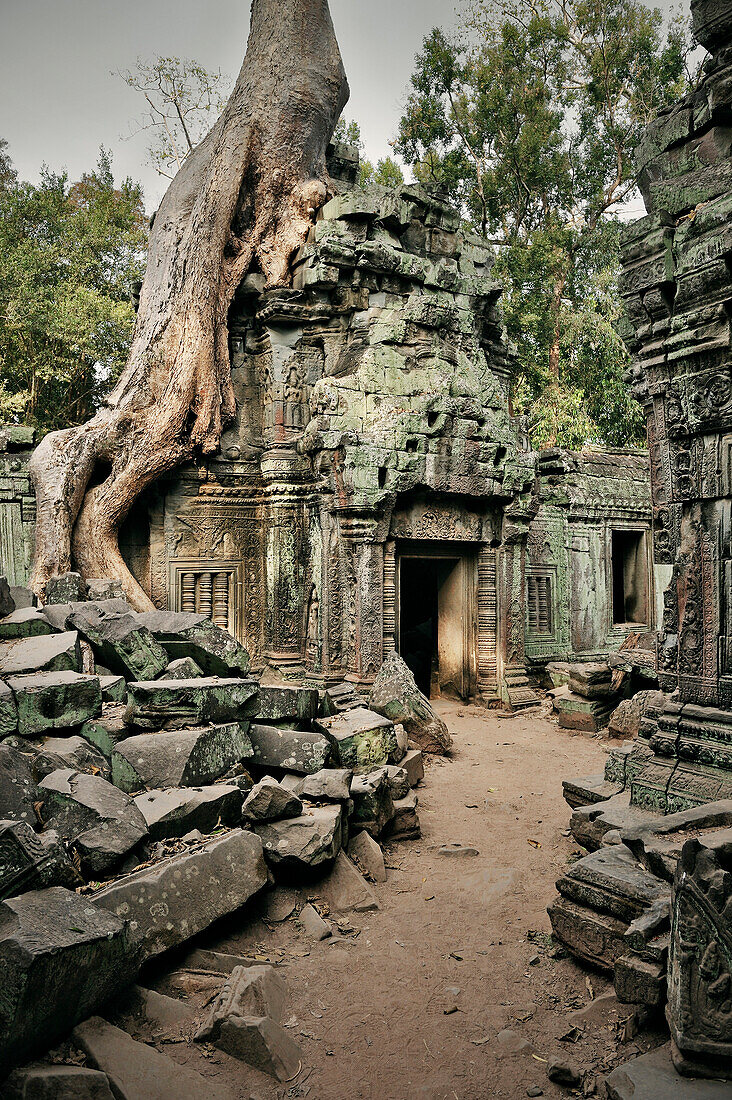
[395,0,691,448]
[333,117,405,188]
[0,144,147,433]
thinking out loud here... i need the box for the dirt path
[147,702,667,1099]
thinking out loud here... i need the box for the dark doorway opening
[612,529,648,625]
[399,556,464,698]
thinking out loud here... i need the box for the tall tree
[31,0,348,607]
[0,147,146,431]
[395,0,689,448]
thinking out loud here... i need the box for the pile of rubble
[0,572,432,1090]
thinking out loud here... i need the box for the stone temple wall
[0,157,656,704]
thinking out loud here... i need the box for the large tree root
[30,0,348,608]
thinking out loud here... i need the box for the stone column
[477,545,499,701]
[340,514,383,688]
[383,539,397,655]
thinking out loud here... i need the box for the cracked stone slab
[0,608,53,641]
[136,611,251,678]
[68,608,168,682]
[133,784,243,839]
[249,723,331,774]
[0,631,82,676]
[124,677,259,731]
[111,723,253,792]
[8,672,102,737]
[314,707,399,773]
[254,805,343,877]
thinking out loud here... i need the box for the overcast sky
[1,0,687,212]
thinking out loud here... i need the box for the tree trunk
[30,0,348,608]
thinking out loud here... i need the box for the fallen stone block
[242,776,303,822]
[0,608,53,640]
[136,610,250,677]
[614,953,666,1006]
[0,631,81,676]
[319,681,361,716]
[369,652,452,754]
[622,799,732,882]
[0,743,37,824]
[401,747,424,787]
[68,607,168,682]
[384,764,410,799]
[0,575,13,618]
[348,829,387,882]
[254,805,343,878]
[86,578,125,601]
[297,767,352,802]
[182,947,271,973]
[197,964,286,1040]
[562,772,624,809]
[32,734,111,782]
[43,572,87,604]
[568,662,613,699]
[211,1014,302,1081]
[570,793,656,852]
[555,845,670,926]
[73,1017,230,1100]
[0,888,137,1070]
[0,818,81,900]
[39,769,148,875]
[249,723,331,774]
[41,599,129,633]
[608,689,667,740]
[9,585,35,610]
[314,707,399,772]
[548,895,629,970]
[134,784,243,839]
[9,671,102,737]
[554,688,614,732]
[99,674,126,703]
[163,656,204,679]
[350,767,395,837]
[111,723,253,792]
[78,706,129,760]
[0,679,19,736]
[93,828,267,959]
[256,684,319,722]
[390,791,421,839]
[320,850,379,912]
[125,677,258,730]
[124,984,196,1035]
[605,1043,731,1099]
[299,902,332,940]
[3,1065,115,1100]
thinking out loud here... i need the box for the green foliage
[119,57,230,178]
[359,156,405,188]
[0,144,147,433]
[395,0,690,449]
[333,117,364,150]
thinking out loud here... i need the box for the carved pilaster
[383,539,397,654]
[477,545,499,699]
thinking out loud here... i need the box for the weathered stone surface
[41,599,129,633]
[93,829,267,959]
[197,964,286,1040]
[136,611,250,677]
[555,845,670,926]
[163,656,204,679]
[0,888,137,1069]
[0,631,81,676]
[0,743,36,824]
[124,677,258,731]
[39,769,148,875]
[86,578,125,601]
[614,953,666,1007]
[390,791,421,839]
[668,830,732,1078]
[548,894,629,970]
[384,764,410,799]
[605,1043,731,1099]
[78,706,128,760]
[73,1016,230,1100]
[296,767,352,802]
[211,1014,302,1081]
[369,653,451,754]
[0,608,53,641]
[125,983,196,1034]
[133,785,243,838]
[623,800,732,882]
[0,574,15,617]
[0,678,19,736]
[568,662,613,699]
[319,681,361,716]
[299,902,332,939]
[553,688,614,732]
[111,723,253,792]
[608,690,667,740]
[32,734,111,782]
[570,793,655,852]
[0,818,80,900]
[350,767,395,837]
[254,805,343,876]
[315,707,399,772]
[321,850,379,912]
[242,776,303,822]
[68,608,168,682]
[99,674,126,703]
[256,684,319,722]
[43,572,86,604]
[249,722,331,774]
[348,828,387,882]
[4,1065,115,1100]
[9,671,102,737]
[401,747,424,787]
[9,586,35,610]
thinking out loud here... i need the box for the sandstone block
[390,791,421,839]
[0,574,15,617]
[256,684,319,721]
[211,1014,302,1081]
[78,706,129,760]
[111,723,253,792]
[41,599,129,633]
[163,656,204,679]
[43,572,87,604]
[3,1065,115,1100]
[605,1042,730,1099]
[9,671,102,737]
[242,776,303,822]
[9,586,35,610]
[0,679,19,736]
[314,707,399,772]
[0,743,36,824]
[93,828,268,960]
[99,674,126,703]
[136,610,250,677]
[39,769,148,875]
[0,818,80,900]
[348,828,387,882]
[249,722,331,774]
[254,805,343,877]
[124,677,258,730]
[134,784,243,839]
[86,578,125,601]
[297,767,352,802]
[197,964,286,1041]
[0,888,137,1070]
[0,631,81,676]
[369,652,452,754]
[0,608,53,641]
[401,747,424,787]
[32,735,110,782]
[320,849,379,912]
[299,902,332,939]
[350,767,395,836]
[69,608,168,683]
[384,764,410,799]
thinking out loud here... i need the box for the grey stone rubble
[0,575,426,1081]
